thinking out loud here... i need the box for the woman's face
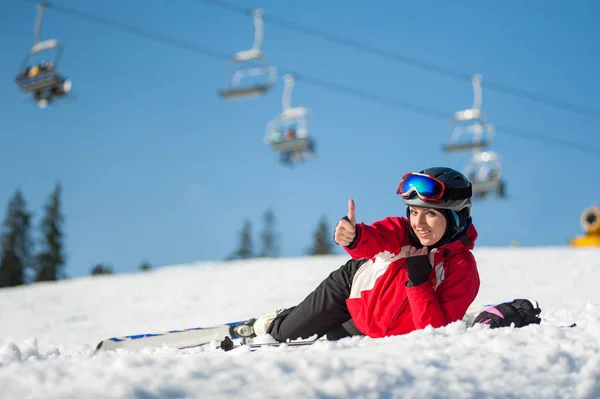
[409,206,447,247]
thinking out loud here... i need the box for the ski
[219,336,319,352]
[94,319,256,353]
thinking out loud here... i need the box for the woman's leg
[267,258,366,342]
[325,319,363,341]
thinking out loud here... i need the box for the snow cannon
[569,204,600,247]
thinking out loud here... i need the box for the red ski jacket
[344,216,480,338]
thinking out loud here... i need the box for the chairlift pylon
[218,9,276,99]
[443,74,494,152]
[15,2,72,109]
[264,74,315,166]
[464,150,507,199]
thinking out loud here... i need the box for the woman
[252,167,480,342]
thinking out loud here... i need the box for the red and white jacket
[344,216,480,338]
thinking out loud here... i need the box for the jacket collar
[435,223,478,260]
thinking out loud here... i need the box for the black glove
[405,254,432,286]
[473,299,542,328]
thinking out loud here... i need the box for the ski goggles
[396,172,447,201]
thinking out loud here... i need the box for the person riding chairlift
[284,128,296,141]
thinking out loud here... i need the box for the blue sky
[1,0,599,278]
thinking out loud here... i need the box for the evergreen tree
[0,190,33,287]
[139,260,152,272]
[91,263,113,275]
[258,208,279,258]
[307,215,334,255]
[35,182,66,282]
[227,219,254,260]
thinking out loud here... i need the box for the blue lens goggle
[397,173,446,201]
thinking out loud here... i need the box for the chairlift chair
[464,150,507,199]
[218,9,276,99]
[443,74,493,152]
[15,3,72,109]
[264,74,315,165]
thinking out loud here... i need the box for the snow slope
[1,247,600,398]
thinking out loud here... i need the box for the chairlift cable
[495,123,599,156]
[292,73,448,119]
[192,0,600,120]
[293,73,600,157]
[24,0,232,62]
[21,0,600,157]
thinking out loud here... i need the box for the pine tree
[35,182,66,282]
[0,190,33,287]
[258,208,279,258]
[139,260,152,271]
[91,263,113,275]
[227,219,254,260]
[307,215,334,255]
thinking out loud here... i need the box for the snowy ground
[1,247,600,398]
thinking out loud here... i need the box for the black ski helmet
[400,167,473,247]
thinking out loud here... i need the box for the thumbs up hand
[334,199,358,247]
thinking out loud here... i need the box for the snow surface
[2,247,600,398]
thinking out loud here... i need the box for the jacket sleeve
[343,217,408,260]
[405,251,480,329]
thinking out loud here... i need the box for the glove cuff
[405,254,432,286]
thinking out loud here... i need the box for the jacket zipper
[384,296,407,335]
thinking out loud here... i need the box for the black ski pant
[266,258,367,342]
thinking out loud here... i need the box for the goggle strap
[446,185,472,200]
